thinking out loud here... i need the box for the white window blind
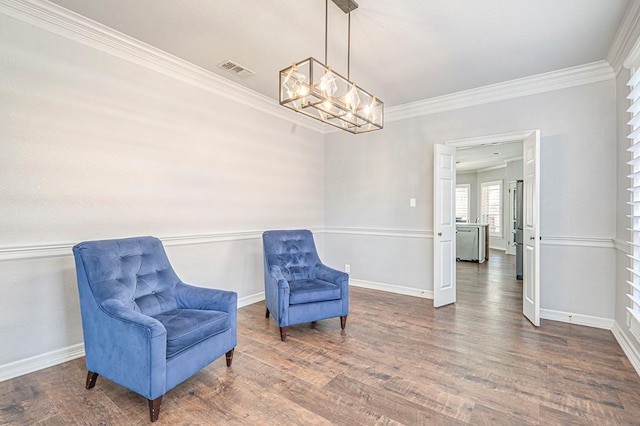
[481,181,502,237]
[456,184,470,222]
[626,66,640,332]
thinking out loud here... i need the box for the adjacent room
[2,0,640,423]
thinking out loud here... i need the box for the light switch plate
[410,198,416,207]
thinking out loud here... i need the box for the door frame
[441,130,540,324]
[506,180,517,256]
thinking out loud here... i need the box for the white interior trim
[0,229,617,262]
[0,290,266,383]
[612,322,640,377]
[323,227,432,239]
[540,308,614,330]
[386,62,614,123]
[350,278,432,300]
[445,130,537,147]
[540,236,615,249]
[611,0,640,72]
[0,0,327,134]
[615,238,631,255]
[0,1,618,133]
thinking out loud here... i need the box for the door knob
[529,236,535,240]
[438,232,442,236]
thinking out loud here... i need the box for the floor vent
[217,60,255,78]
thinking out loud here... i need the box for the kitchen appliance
[456,224,487,262]
[515,180,524,280]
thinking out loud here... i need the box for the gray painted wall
[324,80,617,321]
[0,14,325,369]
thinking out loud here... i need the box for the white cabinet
[456,224,487,263]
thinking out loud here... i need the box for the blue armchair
[262,230,348,341]
[72,236,237,422]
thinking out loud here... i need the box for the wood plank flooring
[2,251,639,424]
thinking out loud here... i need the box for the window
[481,180,502,237]
[455,184,470,223]
[626,65,640,337]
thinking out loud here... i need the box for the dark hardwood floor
[2,250,639,425]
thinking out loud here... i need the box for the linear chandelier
[279,0,384,134]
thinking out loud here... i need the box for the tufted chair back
[74,236,180,317]
[262,230,321,281]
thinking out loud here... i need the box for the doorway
[433,130,540,326]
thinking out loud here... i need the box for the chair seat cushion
[154,309,231,359]
[289,279,340,305]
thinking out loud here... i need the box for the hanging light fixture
[279,0,384,134]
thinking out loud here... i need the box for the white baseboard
[350,278,433,299]
[612,322,640,377]
[540,308,614,329]
[238,291,265,308]
[0,293,265,384]
[0,343,85,383]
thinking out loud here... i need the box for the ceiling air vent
[217,60,255,78]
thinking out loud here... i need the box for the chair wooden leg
[85,371,99,390]
[279,326,287,341]
[148,396,162,422]
[225,348,235,367]
[265,307,270,318]
[340,315,348,329]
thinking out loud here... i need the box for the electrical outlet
[344,264,351,273]
[410,198,416,207]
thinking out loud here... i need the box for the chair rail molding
[0,0,327,134]
[539,235,615,249]
[323,227,432,239]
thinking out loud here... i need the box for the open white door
[433,144,456,307]
[522,130,540,326]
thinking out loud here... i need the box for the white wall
[0,12,325,374]
[324,80,617,321]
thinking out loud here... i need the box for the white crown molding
[609,0,640,73]
[0,0,622,134]
[476,163,507,173]
[446,130,537,147]
[0,0,328,134]
[505,156,524,164]
[386,61,615,123]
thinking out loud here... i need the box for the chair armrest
[101,299,166,338]
[175,282,237,312]
[315,264,349,316]
[267,265,290,290]
[89,299,168,399]
[315,264,348,286]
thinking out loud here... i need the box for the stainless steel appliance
[515,180,524,280]
[456,226,479,261]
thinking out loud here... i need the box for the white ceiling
[455,141,523,173]
[47,0,630,108]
